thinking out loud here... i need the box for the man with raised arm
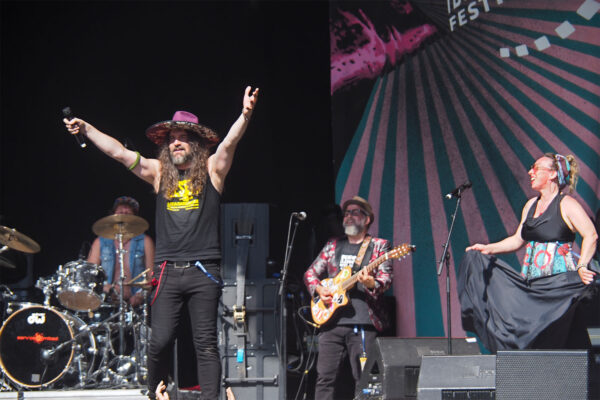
[64,86,259,399]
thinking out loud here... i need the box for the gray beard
[344,224,360,236]
[170,152,191,165]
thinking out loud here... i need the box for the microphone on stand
[62,106,87,148]
[292,211,307,221]
[41,348,56,361]
[445,181,472,199]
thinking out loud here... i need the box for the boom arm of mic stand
[437,195,462,276]
[279,218,299,296]
[44,319,101,358]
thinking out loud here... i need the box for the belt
[165,261,194,269]
[164,259,220,269]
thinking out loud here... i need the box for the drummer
[87,196,154,307]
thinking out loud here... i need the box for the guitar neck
[340,253,390,291]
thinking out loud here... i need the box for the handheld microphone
[292,211,307,221]
[445,181,472,199]
[62,106,87,148]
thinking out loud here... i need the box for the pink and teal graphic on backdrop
[331,0,600,340]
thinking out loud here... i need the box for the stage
[0,389,148,399]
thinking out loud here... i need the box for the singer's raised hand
[63,117,88,136]
[242,86,259,117]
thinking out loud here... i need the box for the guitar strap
[352,235,372,274]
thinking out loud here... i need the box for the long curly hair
[543,152,579,193]
[158,134,210,198]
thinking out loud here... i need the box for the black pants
[315,325,377,400]
[147,263,222,399]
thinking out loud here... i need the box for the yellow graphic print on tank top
[166,179,199,211]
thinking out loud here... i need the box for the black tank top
[521,193,575,243]
[154,173,221,262]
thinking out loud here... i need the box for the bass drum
[0,305,96,388]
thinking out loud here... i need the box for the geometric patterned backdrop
[331,0,600,340]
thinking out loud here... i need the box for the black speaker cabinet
[417,355,496,400]
[496,350,591,400]
[220,350,282,400]
[220,203,269,280]
[355,337,481,400]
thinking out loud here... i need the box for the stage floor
[0,389,148,399]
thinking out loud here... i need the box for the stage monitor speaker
[496,350,591,400]
[355,337,481,400]
[589,327,600,348]
[417,355,496,400]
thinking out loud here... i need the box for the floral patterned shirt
[303,237,393,331]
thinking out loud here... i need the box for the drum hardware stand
[123,269,151,385]
[115,231,128,357]
[134,287,150,384]
[0,371,14,392]
[84,323,125,388]
[35,265,64,307]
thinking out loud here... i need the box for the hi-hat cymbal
[92,214,149,240]
[0,226,41,254]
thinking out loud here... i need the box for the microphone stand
[278,213,301,370]
[279,216,300,296]
[437,191,464,355]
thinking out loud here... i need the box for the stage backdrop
[330,0,600,340]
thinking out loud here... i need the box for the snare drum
[0,305,96,388]
[56,261,106,312]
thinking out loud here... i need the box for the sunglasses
[530,164,553,172]
[343,209,367,217]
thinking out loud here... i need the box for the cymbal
[124,280,152,290]
[92,214,149,240]
[0,226,41,254]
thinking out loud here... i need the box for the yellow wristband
[128,151,141,170]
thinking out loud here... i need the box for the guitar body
[309,243,415,327]
[310,266,352,326]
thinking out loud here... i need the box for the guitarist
[304,196,393,400]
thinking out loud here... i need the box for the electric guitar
[310,243,416,326]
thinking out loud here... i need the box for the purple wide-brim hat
[145,111,219,147]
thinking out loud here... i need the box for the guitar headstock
[388,243,416,259]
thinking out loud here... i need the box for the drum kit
[0,214,152,391]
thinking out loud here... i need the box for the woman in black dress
[459,153,597,352]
